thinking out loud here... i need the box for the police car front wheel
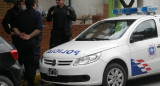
[102,63,127,86]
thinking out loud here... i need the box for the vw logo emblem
[52,59,56,66]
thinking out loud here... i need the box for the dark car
[0,36,23,86]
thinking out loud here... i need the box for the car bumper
[40,59,106,85]
[9,62,23,86]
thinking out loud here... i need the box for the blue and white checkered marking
[131,59,151,76]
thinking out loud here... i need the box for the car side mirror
[130,34,144,43]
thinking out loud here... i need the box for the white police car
[40,6,160,86]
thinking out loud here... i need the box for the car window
[0,36,13,53]
[76,20,135,41]
[132,19,157,41]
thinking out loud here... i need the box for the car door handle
[157,44,160,48]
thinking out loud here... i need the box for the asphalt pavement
[35,81,54,86]
[126,74,160,86]
[28,67,160,86]
[34,74,160,86]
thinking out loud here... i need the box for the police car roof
[104,14,156,21]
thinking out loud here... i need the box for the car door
[129,19,159,76]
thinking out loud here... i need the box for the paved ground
[35,74,160,86]
[29,68,160,86]
[126,74,160,86]
[35,82,54,86]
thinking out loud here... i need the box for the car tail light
[11,50,19,60]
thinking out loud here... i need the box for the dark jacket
[13,8,43,46]
[2,6,22,34]
[47,5,76,35]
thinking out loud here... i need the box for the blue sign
[149,46,155,56]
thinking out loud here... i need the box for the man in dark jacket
[47,0,77,48]
[2,0,24,66]
[13,0,43,86]
[2,0,24,46]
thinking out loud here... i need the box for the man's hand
[20,33,25,38]
[20,30,41,40]
[67,11,69,15]
[10,32,15,36]
[51,11,54,15]
[23,35,31,40]
[20,33,31,40]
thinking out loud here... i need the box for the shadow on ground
[126,74,160,86]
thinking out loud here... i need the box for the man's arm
[23,29,42,40]
[13,27,42,40]
[47,6,55,22]
[13,27,21,36]
[24,11,43,40]
[67,7,77,21]
[13,27,26,39]
[36,5,47,20]
[2,10,12,34]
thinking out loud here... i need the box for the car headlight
[40,57,43,63]
[74,53,101,66]
[40,56,46,63]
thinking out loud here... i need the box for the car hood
[43,40,119,59]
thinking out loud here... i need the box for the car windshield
[76,20,135,41]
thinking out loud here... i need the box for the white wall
[39,0,160,16]
[71,0,104,16]
[38,0,55,13]
[143,0,160,14]
[123,0,137,8]
[124,0,160,14]
[38,0,69,13]
[38,0,104,16]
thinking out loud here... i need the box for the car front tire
[0,75,14,86]
[102,63,127,86]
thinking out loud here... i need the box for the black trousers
[15,39,40,86]
[50,30,71,49]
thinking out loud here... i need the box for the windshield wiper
[89,38,110,41]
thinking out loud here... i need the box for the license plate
[47,68,58,76]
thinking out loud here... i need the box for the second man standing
[47,0,77,48]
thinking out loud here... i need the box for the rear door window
[0,36,14,53]
[132,19,157,41]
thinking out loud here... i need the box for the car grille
[44,59,73,66]
[41,73,90,82]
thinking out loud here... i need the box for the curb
[23,73,42,86]
[35,73,41,84]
